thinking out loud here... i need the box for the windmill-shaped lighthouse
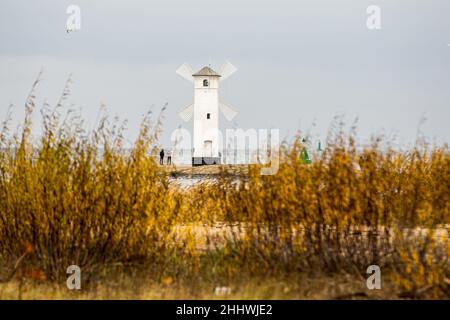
[176,62,238,166]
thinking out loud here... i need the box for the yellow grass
[0,75,448,299]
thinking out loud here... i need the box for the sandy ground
[172,223,450,251]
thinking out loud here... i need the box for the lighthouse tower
[192,66,221,165]
[176,62,238,166]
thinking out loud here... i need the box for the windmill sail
[219,62,237,81]
[219,101,238,121]
[178,104,194,122]
[176,63,194,82]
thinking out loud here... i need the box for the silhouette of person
[159,149,164,165]
[167,149,172,165]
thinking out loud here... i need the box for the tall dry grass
[0,76,448,299]
[0,75,187,283]
[184,124,449,298]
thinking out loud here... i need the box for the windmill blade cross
[176,63,194,82]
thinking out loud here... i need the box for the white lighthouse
[176,62,238,166]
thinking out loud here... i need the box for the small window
[203,79,209,87]
[206,113,211,119]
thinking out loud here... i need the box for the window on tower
[203,79,209,87]
[206,113,210,119]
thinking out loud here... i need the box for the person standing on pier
[167,149,172,165]
[159,149,165,165]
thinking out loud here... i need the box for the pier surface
[164,164,249,176]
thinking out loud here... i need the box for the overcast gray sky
[0,0,449,147]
